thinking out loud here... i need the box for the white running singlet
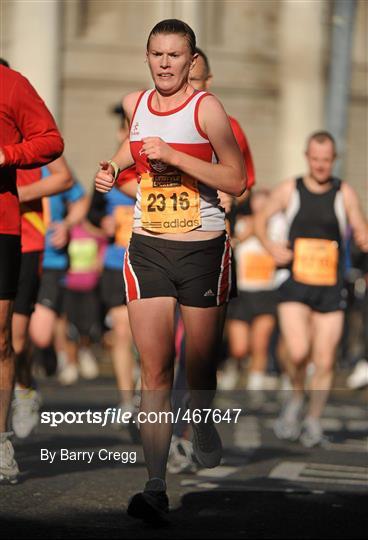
[130,89,225,234]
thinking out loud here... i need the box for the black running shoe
[192,420,222,468]
[127,479,169,523]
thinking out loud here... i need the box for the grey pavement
[1,376,367,538]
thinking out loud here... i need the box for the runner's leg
[12,313,32,387]
[127,296,176,481]
[275,302,312,439]
[181,304,226,410]
[29,304,57,349]
[278,302,312,395]
[249,314,275,375]
[180,304,226,467]
[309,310,344,418]
[110,305,135,406]
[227,319,250,361]
[0,300,14,432]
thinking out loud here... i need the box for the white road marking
[196,466,238,478]
[323,438,368,452]
[180,479,198,487]
[270,461,368,486]
[320,418,343,431]
[324,404,366,419]
[346,420,368,431]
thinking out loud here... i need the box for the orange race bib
[293,238,339,286]
[239,252,275,283]
[114,206,134,248]
[140,172,201,233]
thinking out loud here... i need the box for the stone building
[1,0,367,209]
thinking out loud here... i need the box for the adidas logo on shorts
[204,289,215,297]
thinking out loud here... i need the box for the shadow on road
[1,489,367,538]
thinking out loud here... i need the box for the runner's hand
[95,161,115,193]
[49,221,69,249]
[355,225,368,252]
[267,241,293,266]
[141,137,176,164]
[218,191,233,214]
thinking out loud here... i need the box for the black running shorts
[63,288,101,341]
[227,290,278,323]
[0,234,21,300]
[36,269,65,315]
[123,232,236,308]
[13,251,43,316]
[278,277,347,313]
[100,268,127,310]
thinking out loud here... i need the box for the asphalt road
[1,376,367,539]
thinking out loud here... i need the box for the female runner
[95,19,246,522]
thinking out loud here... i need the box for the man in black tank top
[255,131,368,447]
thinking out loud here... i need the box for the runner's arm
[234,215,254,243]
[117,179,137,198]
[141,95,246,196]
[229,116,255,190]
[17,156,73,203]
[0,76,64,168]
[87,190,116,237]
[254,180,294,265]
[95,92,140,193]
[64,194,90,229]
[88,190,107,227]
[220,118,255,210]
[49,194,90,249]
[116,165,138,199]
[342,183,368,251]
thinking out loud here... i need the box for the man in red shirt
[0,62,64,484]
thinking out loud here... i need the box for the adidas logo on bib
[204,289,215,297]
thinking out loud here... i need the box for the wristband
[108,160,120,181]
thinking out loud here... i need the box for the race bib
[114,206,134,248]
[140,172,201,233]
[293,238,338,286]
[239,252,275,283]
[68,238,98,272]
